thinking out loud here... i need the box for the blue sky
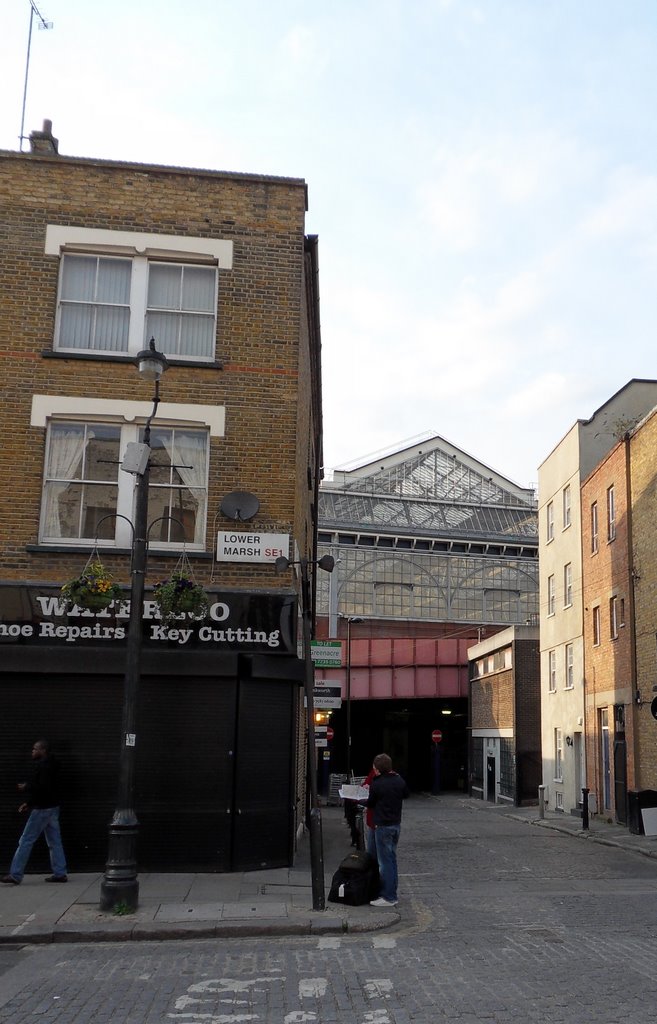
[2,0,657,488]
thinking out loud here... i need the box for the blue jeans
[10,807,67,882]
[374,824,401,902]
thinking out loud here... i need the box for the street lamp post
[275,552,334,912]
[341,615,364,780]
[99,340,168,913]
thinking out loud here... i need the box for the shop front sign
[0,584,296,654]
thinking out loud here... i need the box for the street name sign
[312,685,342,709]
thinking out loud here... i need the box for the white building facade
[538,381,657,814]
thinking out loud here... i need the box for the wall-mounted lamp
[565,735,573,746]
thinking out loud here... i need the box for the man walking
[365,752,409,907]
[1,739,68,885]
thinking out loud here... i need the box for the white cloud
[582,166,657,240]
[418,131,595,251]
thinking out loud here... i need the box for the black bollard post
[582,787,590,830]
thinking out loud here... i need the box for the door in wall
[613,704,628,825]
[231,679,296,871]
[486,756,496,802]
[136,675,238,870]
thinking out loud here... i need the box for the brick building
[468,626,541,805]
[581,440,634,824]
[0,125,323,873]
[629,407,657,804]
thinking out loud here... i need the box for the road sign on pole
[432,729,443,743]
[311,685,342,709]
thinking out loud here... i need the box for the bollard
[581,787,590,830]
[538,784,546,819]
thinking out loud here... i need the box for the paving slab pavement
[0,803,398,944]
[1,796,655,945]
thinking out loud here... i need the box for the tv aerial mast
[19,0,54,152]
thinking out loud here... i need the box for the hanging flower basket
[152,572,209,624]
[61,561,124,612]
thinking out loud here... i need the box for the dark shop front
[0,584,305,874]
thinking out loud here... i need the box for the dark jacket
[366,770,409,827]
[24,756,62,809]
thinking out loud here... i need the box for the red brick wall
[581,440,634,806]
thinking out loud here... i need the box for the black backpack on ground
[328,850,379,906]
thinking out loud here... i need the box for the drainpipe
[625,432,640,798]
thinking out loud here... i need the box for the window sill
[26,543,213,559]
[42,350,223,370]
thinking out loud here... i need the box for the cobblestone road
[2,795,657,1023]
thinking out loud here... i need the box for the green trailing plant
[152,571,209,625]
[61,561,124,612]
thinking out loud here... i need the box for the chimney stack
[29,119,59,155]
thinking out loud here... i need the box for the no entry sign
[326,726,334,741]
[431,729,443,744]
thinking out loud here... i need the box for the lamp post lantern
[275,552,334,912]
[99,339,168,912]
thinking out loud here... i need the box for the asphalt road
[1,794,657,1023]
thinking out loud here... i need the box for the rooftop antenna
[19,0,53,152]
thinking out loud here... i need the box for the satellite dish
[220,491,260,522]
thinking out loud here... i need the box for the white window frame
[563,563,573,608]
[546,500,554,543]
[39,418,210,550]
[607,484,616,541]
[547,574,555,616]
[610,595,619,640]
[46,226,233,364]
[562,485,571,529]
[593,605,601,647]
[554,728,563,782]
[591,501,599,554]
[548,649,556,693]
[54,254,219,362]
[565,643,574,689]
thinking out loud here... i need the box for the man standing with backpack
[365,752,409,907]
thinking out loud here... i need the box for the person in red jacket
[364,752,409,907]
[362,767,377,857]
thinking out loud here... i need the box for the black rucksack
[328,850,379,906]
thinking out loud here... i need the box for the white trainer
[369,897,398,907]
